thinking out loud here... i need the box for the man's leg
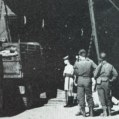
[68,90,74,106]
[76,86,85,116]
[103,82,111,116]
[85,82,94,117]
[64,90,68,107]
[73,93,78,106]
[68,78,74,106]
[64,77,69,107]
[97,84,107,116]
[73,79,77,105]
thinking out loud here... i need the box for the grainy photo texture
[0,0,119,119]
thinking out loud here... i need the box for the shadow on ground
[1,87,57,117]
[111,110,119,116]
[93,109,103,117]
[93,107,119,117]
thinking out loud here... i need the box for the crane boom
[88,0,100,63]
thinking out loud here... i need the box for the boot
[69,96,73,107]
[75,105,82,116]
[107,106,111,116]
[64,104,69,107]
[73,99,78,106]
[100,107,107,117]
[64,101,69,107]
[81,107,86,117]
[64,96,70,107]
[76,107,86,117]
[89,107,94,117]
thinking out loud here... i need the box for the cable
[0,29,6,36]
[109,0,119,11]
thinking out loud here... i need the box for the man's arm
[74,61,78,69]
[91,61,97,70]
[91,60,97,78]
[110,66,118,82]
[73,75,77,86]
[63,67,66,77]
[94,63,102,79]
[73,61,78,75]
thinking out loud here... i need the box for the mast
[4,1,12,43]
[0,0,3,20]
[88,0,100,63]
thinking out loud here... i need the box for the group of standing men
[63,49,118,117]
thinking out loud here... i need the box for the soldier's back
[74,58,95,77]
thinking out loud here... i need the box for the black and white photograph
[0,0,119,118]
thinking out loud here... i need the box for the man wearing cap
[74,49,97,117]
[63,56,74,107]
[94,52,118,116]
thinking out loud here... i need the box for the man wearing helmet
[94,52,118,116]
[74,49,97,117]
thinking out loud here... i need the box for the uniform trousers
[97,81,111,109]
[77,76,94,108]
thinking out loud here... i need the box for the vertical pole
[0,1,3,111]
[88,0,100,63]
[4,1,12,43]
[0,0,3,20]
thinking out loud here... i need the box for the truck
[0,41,45,110]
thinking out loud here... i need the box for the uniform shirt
[94,61,118,83]
[63,64,74,76]
[74,58,97,77]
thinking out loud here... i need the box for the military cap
[63,55,69,60]
[78,49,86,55]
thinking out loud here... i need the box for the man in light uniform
[63,56,74,107]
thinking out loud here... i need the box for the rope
[87,0,119,59]
[4,1,12,43]
[0,29,6,37]
[87,35,93,57]
[109,0,119,11]
[0,0,3,20]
